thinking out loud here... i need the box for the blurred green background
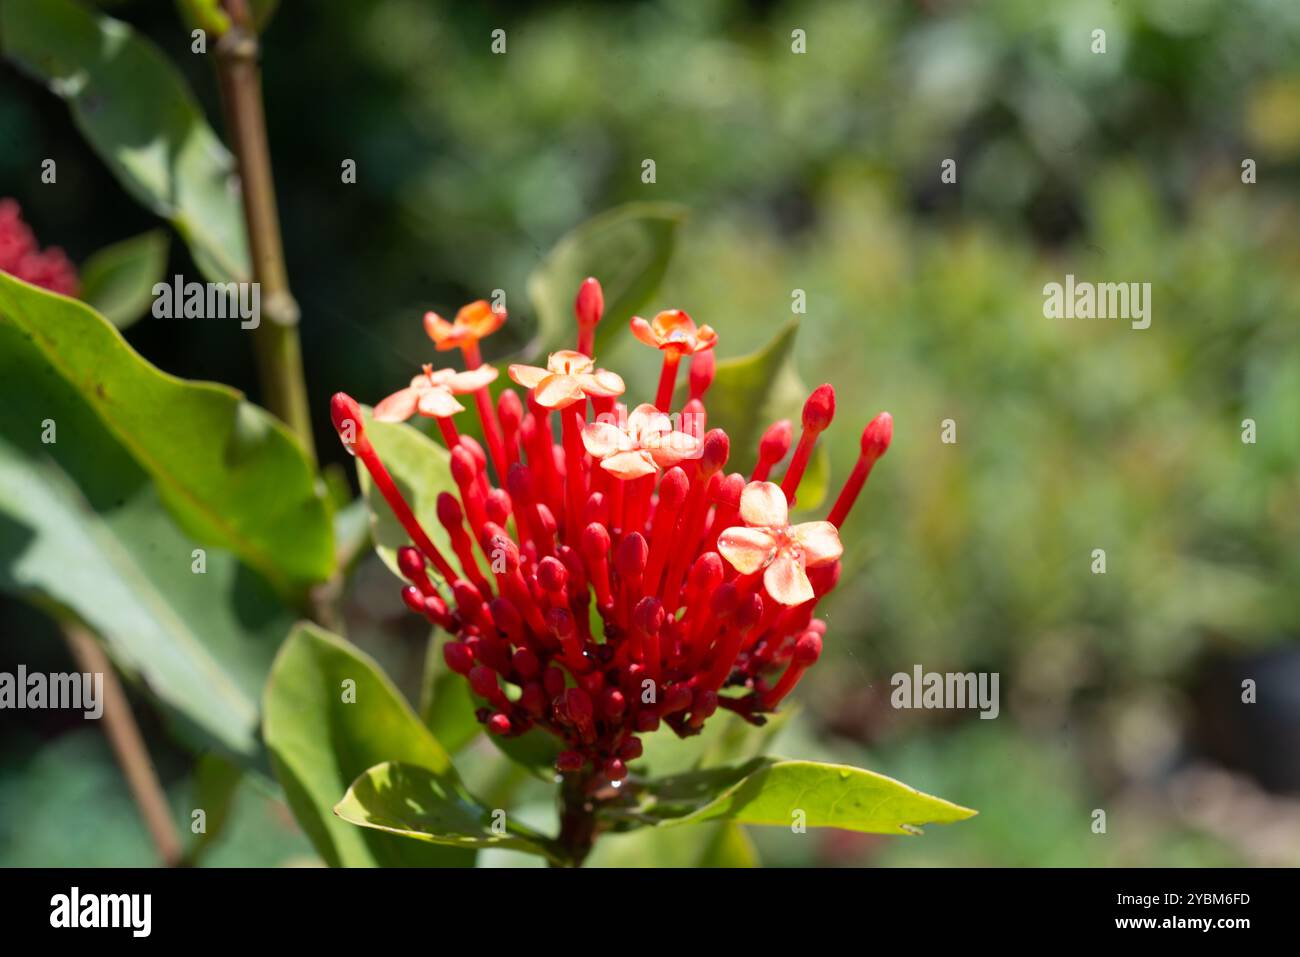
[3,0,1299,866]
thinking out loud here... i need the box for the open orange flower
[630,309,717,357]
[717,481,842,605]
[374,364,498,421]
[508,350,625,410]
[582,403,701,479]
[424,300,506,352]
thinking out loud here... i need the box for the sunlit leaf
[0,272,333,589]
[262,622,475,867]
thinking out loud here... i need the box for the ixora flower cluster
[0,199,78,296]
[330,279,891,784]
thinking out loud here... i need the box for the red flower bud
[575,277,604,328]
[487,713,512,735]
[556,750,586,773]
[862,411,893,460]
[802,384,836,432]
[443,641,474,675]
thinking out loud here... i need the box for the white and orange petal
[629,316,660,350]
[547,350,594,375]
[601,449,659,480]
[738,481,789,528]
[576,369,625,398]
[763,551,815,606]
[793,520,843,567]
[717,526,778,575]
[534,374,587,409]
[416,388,464,418]
[508,363,550,389]
[582,421,633,459]
[373,387,421,422]
[443,365,498,393]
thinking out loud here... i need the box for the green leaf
[334,761,559,862]
[78,230,169,330]
[262,622,475,868]
[2,0,250,283]
[185,752,243,864]
[0,410,291,760]
[684,318,830,511]
[587,821,759,868]
[0,272,333,589]
[358,415,465,581]
[604,757,977,835]
[527,203,687,357]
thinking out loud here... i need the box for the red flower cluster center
[330,278,891,785]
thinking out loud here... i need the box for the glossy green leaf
[185,752,243,864]
[262,622,474,867]
[683,318,830,511]
[78,230,169,330]
[0,272,333,589]
[0,335,291,759]
[587,821,759,868]
[527,203,687,357]
[604,757,977,835]
[358,415,465,581]
[334,761,558,862]
[632,706,791,780]
[1,0,250,283]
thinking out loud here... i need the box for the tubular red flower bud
[700,429,730,476]
[489,597,525,644]
[781,386,835,505]
[330,393,364,447]
[556,750,586,773]
[580,523,614,609]
[485,488,512,526]
[600,687,626,720]
[443,641,474,675]
[401,585,427,617]
[753,419,792,481]
[616,532,649,580]
[688,689,718,728]
[575,277,604,356]
[763,630,823,708]
[618,737,643,761]
[689,349,716,400]
[661,683,693,714]
[802,384,836,432]
[520,682,547,717]
[487,713,513,736]
[537,556,568,593]
[512,647,540,680]
[635,712,660,733]
[827,412,893,528]
[604,758,628,782]
[543,666,567,699]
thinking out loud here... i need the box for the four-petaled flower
[717,481,842,606]
[424,300,506,352]
[374,364,498,421]
[630,309,717,356]
[582,403,701,479]
[508,350,625,409]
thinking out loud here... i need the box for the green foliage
[262,622,474,867]
[606,757,976,835]
[527,202,687,356]
[78,230,170,330]
[0,273,333,590]
[1,0,249,282]
[334,761,559,862]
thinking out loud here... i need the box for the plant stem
[64,625,184,867]
[555,771,599,867]
[214,0,316,464]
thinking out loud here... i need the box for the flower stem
[214,0,315,463]
[555,771,599,867]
